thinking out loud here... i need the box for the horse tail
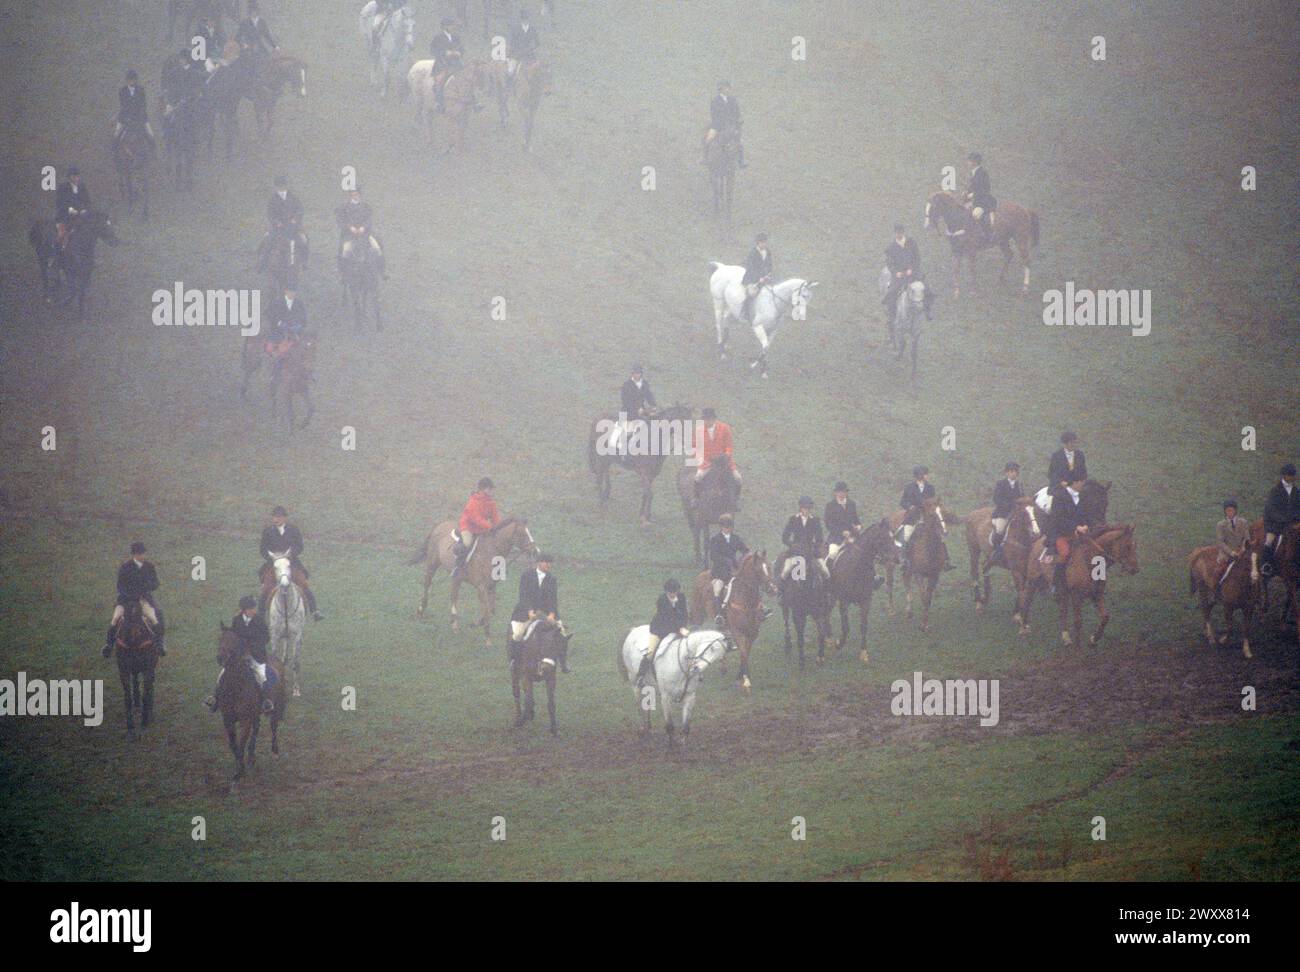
[1189,565,1196,597]
[587,429,601,473]
[708,261,723,275]
[1030,211,1040,250]
[405,538,429,566]
[615,639,629,681]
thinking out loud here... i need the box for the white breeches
[112,600,157,625]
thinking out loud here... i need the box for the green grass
[0,0,1297,880]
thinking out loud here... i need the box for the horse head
[1109,524,1139,576]
[269,553,293,587]
[690,630,733,676]
[496,518,537,559]
[924,191,964,234]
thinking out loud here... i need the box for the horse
[704,124,740,218]
[826,520,894,662]
[112,124,154,222]
[1022,524,1139,646]
[618,626,733,747]
[877,269,928,379]
[486,57,553,150]
[216,624,285,781]
[28,211,119,317]
[160,93,199,191]
[110,600,161,739]
[1189,542,1260,659]
[893,497,950,631]
[195,53,255,160]
[775,545,832,670]
[964,496,1042,618]
[265,554,305,697]
[167,0,237,42]
[361,1,414,98]
[407,517,538,645]
[246,51,308,134]
[707,262,818,376]
[339,234,383,329]
[689,549,774,694]
[510,618,571,735]
[260,229,306,295]
[925,190,1040,296]
[240,329,316,428]
[676,462,740,566]
[442,60,489,153]
[1250,519,1299,643]
[588,404,694,524]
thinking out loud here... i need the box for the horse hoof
[1216,634,1229,646]
[859,650,870,665]
[1088,635,1100,646]
[1242,642,1253,659]
[975,602,985,615]
[741,676,752,695]
[292,685,301,698]
[1061,633,1072,646]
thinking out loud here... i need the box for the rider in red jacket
[456,477,501,569]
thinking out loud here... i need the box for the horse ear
[1101,480,1113,492]
[807,281,820,289]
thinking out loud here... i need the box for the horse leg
[449,574,462,632]
[998,241,1013,285]
[418,552,436,619]
[639,471,653,524]
[884,561,896,616]
[782,604,792,656]
[142,669,155,728]
[920,578,933,632]
[511,659,524,726]
[858,601,870,661]
[795,609,807,671]
[227,722,244,779]
[837,600,849,649]
[476,585,494,646]
[1241,600,1254,659]
[1200,595,1218,648]
[1088,590,1108,646]
[911,332,919,381]
[523,676,536,724]
[120,668,135,738]
[545,671,557,735]
[247,711,260,769]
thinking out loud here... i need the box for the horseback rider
[1048,431,1088,489]
[1045,476,1091,594]
[882,222,931,327]
[204,595,276,714]
[1261,462,1300,577]
[259,505,322,621]
[195,12,226,69]
[509,552,567,671]
[989,461,1024,566]
[741,232,773,323]
[336,187,387,279]
[703,80,745,168]
[235,0,279,66]
[609,362,657,455]
[162,47,201,106]
[638,578,689,683]
[430,16,474,113]
[897,466,955,571]
[54,166,91,249]
[454,477,501,571]
[266,285,306,377]
[262,175,308,268]
[963,151,996,239]
[708,513,748,624]
[115,69,155,141]
[693,407,741,497]
[823,480,861,570]
[103,541,166,658]
[781,496,827,579]
[1214,498,1250,588]
[507,7,541,88]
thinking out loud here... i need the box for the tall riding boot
[1052,562,1066,595]
[303,586,323,621]
[1260,544,1276,576]
[153,620,166,657]
[102,625,117,658]
[737,143,747,169]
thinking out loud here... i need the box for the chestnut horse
[925,190,1039,296]
[1189,542,1260,658]
[407,517,537,645]
[240,330,317,430]
[690,550,774,694]
[216,624,286,781]
[412,59,487,153]
[486,58,553,150]
[964,496,1042,617]
[896,497,949,631]
[1022,524,1139,646]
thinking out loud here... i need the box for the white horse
[407,59,435,121]
[618,626,733,746]
[878,268,928,380]
[707,262,818,378]
[360,0,414,98]
[267,554,306,698]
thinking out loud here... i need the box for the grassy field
[1,0,1297,880]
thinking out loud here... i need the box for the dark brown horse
[827,520,894,661]
[1250,519,1299,644]
[487,58,553,150]
[690,550,774,694]
[510,618,571,734]
[964,496,1042,618]
[112,124,154,222]
[899,497,949,632]
[704,124,740,218]
[1022,524,1139,646]
[216,624,285,781]
[1189,541,1260,658]
[677,463,740,565]
[588,404,693,524]
[240,330,317,429]
[111,600,160,739]
[925,190,1040,296]
[775,544,832,670]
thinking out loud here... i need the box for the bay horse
[676,463,740,565]
[407,517,538,645]
[964,496,1042,618]
[239,329,317,429]
[510,618,571,735]
[110,600,160,739]
[246,51,308,134]
[1022,524,1139,646]
[704,124,740,218]
[1189,541,1260,658]
[260,230,306,296]
[891,497,950,631]
[486,58,553,151]
[588,404,694,524]
[618,626,733,748]
[28,211,120,317]
[1250,519,1299,644]
[925,190,1040,296]
[776,544,832,670]
[689,549,774,694]
[825,521,894,662]
[160,93,199,191]
[112,124,154,222]
[340,235,383,329]
[216,624,285,781]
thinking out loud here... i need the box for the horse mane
[491,516,526,534]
